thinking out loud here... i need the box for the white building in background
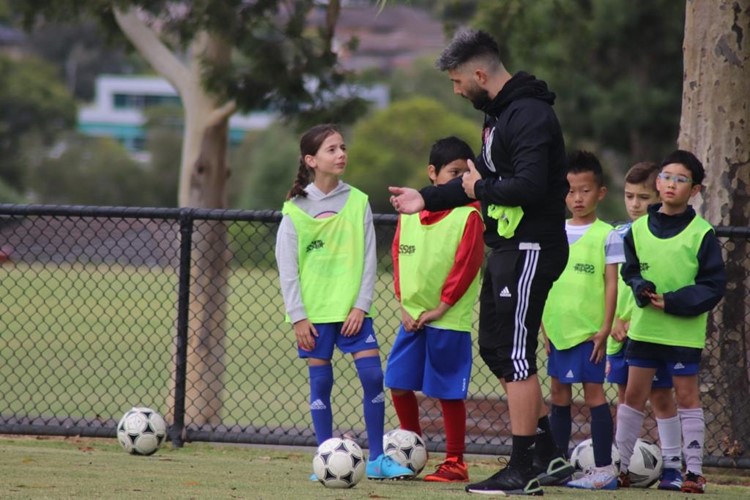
[77,75,275,152]
[78,74,389,154]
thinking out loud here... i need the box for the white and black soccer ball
[312,438,366,488]
[628,438,663,488]
[117,407,168,456]
[383,429,428,476]
[570,438,621,473]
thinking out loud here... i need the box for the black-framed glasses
[658,172,692,185]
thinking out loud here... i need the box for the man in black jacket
[389,29,572,496]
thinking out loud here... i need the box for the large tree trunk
[177,33,234,426]
[678,0,750,459]
[114,8,235,426]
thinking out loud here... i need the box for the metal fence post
[170,208,194,448]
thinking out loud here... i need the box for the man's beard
[465,85,492,111]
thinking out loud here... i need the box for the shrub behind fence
[0,204,748,468]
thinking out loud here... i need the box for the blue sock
[309,364,334,445]
[550,404,572,457]
[355,356,385,460]
[591,403,614,467]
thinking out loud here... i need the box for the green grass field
[2,263,515,427]
[1,436,749,499]
[0,262,632,443]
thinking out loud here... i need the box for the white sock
[615,404,645,472]
[679,407,705,475]
[656,416,682,470]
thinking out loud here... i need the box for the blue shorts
[384,324,472,400]
[298,318,379,359]
[607,351,673,388]
[627,357,700,378]
[547,341,605,384]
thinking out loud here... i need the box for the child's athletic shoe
[366,454,414,480]
[681,471,707,493]
[531,452,575,486]
[617,470,631,488]
[423,456,469,482]
[566,464,618,490]
[309,473,318,481]
[657,468,683,491]
[465,462,543,496]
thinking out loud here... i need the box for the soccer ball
[312,438,366,488]
[570,438,621,472]
[117,407,168,456]
[383,429,428,475]
[628,438,663,488]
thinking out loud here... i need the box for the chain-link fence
[0,204,748,468]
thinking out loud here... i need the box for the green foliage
[0,178,25,204]
[17,1,368,125]
[0,54,76,190]
[346,97,480,213]
[229,123,300,210]
[387,55,477,122]
[472,0,684,163]
[0,0,11,20]
[142,104,183,206]
[25,133,155,206]
[26,20,146,100]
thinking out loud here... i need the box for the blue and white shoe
[567,465,618,490]
[310,473,318,481]
[657,468,683,491]
[366,454,415,480]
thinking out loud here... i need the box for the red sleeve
[392,216,402,301]
[440,210,485,305]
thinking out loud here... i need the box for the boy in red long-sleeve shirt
[385,136,485,482]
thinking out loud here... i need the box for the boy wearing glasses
[615,150,726,494]
[607,161,684,491]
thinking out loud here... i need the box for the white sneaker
[567,465,618,490]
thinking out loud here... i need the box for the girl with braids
[275,124,414,481]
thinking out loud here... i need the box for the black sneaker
[532,452,574,486]
[465,463,543,496]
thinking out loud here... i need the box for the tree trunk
[174,33,234,426]
[678,0,750,459]
[113,7,235,425]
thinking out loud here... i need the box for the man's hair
[567,150,604,186]
[429,136,474,173]
[436,29,501,71]
[661,150,705,185]
[625,161,660,189]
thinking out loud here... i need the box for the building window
[113,93,181,109]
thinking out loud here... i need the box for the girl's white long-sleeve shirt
[275,181,377,323]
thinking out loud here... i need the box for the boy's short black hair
[567,150,604,186]
[429,136,474,173]
[436,29,501,71]
[661,150,705,185]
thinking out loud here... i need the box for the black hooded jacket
[420,72,568,250]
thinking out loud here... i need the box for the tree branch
[113,6,190,96]
[207,101,237,127]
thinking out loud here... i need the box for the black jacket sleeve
[419,176,472,211]
[621,229,656,307]
[663,231,726,316]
